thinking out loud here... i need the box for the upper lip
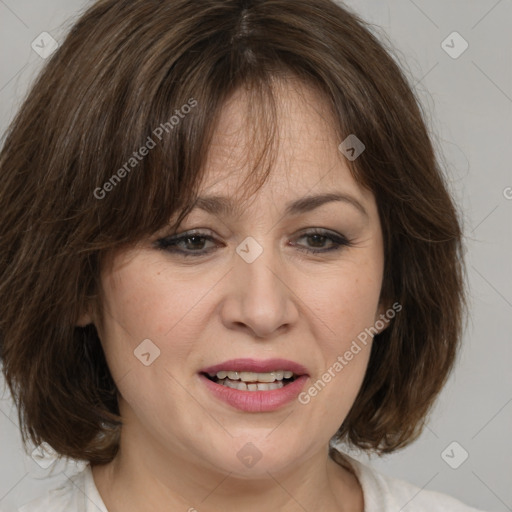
[200,358,309,376]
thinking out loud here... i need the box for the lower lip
[199,373,309,412]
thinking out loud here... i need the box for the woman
[0,0,485,510]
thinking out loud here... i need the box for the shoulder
[331,449,487,512]
[17,464,108,512]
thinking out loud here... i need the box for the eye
[154,228,353,257]
[154,230,217,257]
[293,229,353,254]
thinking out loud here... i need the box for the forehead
[196,78,371,212]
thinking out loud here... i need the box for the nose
[219,238,299,339]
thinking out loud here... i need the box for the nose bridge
[226,234,296,336]
[236,234,283,303]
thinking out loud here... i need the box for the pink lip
[200,358,309,376]
[198,358,310,412]
[199,373,309,412]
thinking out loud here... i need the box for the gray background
[0,1,511,511]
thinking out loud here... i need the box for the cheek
[301,260,383,344]
[96,262,205,431]
[100,257,207,343]
[294,257,381,411]
[97,254,233,397]
[96,261,181,381]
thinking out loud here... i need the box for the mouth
[198,358,310,406]
[201,370,299,391]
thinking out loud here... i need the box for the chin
[202,434,310,477]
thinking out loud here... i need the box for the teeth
[214,370,295,382]
[221,379,285,391]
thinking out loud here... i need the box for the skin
[82,77,389,512]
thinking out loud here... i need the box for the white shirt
[16,451,486,512]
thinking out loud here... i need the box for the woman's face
[91,79,387,477]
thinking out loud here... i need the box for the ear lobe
[374,301,392,335]
[76,305,94,327]
[76,312,93,327]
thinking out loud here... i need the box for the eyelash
[154,229,353,257]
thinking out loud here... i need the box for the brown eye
[155,231,218,257]
[293,229,352,254]
[155,228,352,258]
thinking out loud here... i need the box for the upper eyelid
[154,228,352,251]
[158,227,347,240]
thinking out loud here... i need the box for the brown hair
[0,0,467,464]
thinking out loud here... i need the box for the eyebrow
[190,192,368,218]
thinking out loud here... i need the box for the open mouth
[201,370,298,391]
